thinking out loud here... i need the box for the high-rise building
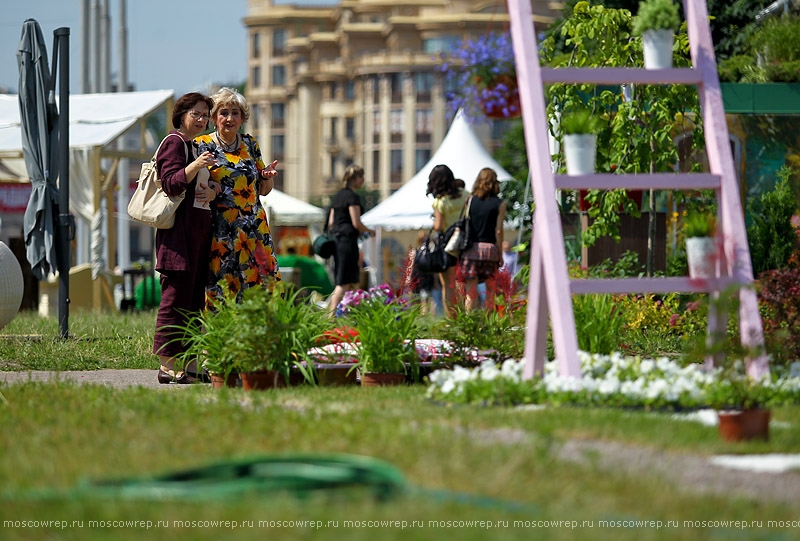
[244,0,559,203]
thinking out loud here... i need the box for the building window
[372,150,380,182]
[330,156,337,179]
[390,109,403,143]
[329,117,338,145]
[272,65,286,86]
[252,32,261,59]
[271,134,285,160]
[331,81,339,100]
[271,103,285,128]
[390,149,403,184]
[344,80,355,100]
[251,104,260,130]
[422,36,459,54]
[372,76,380,102]
[390,73,402,103]
[272,29,286,56]
[416,109,432,143]
[415,72,433,102]
[252,66,261,88]
[415,148,431,171]
[346,117,354,140]
[372,111,380,144]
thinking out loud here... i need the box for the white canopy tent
[361,111,516,283]
[0,90,175,308]
[362,110,515,231]
[260,189,325,226]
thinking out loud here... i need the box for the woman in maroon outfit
[153,92,218,384]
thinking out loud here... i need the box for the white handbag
[127,133,187,229]
[444,197,472,257]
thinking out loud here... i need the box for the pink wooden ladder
[506,0,769,379]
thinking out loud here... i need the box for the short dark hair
[172,92,213,129]
[426,164,461,198]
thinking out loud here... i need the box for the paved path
[0,369,199,389]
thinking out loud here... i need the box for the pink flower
[669,314,680,327]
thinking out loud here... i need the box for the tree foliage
[539,2,704,246]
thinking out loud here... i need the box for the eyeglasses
[188,111,210,121]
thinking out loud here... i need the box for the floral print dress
[195,133,280,304]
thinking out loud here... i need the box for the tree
[539,2,704,275]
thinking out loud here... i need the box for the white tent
[362,110,515,231]
[0,90,174,298]
[260,189,324,226]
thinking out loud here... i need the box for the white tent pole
[374,227,382,285]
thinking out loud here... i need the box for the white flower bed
[427,352,800,409]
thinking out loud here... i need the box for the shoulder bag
[127,133,187,229]
[444,196,473,257]
[313,208,336,259]
[414,227,453,274]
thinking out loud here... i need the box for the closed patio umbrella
[18,18,59,281]
[18,19,71,338]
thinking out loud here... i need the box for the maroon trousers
[152,264,208,358]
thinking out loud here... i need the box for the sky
[0,0,250,96]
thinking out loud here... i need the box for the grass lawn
[2,311,800,539]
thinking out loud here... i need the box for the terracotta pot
[316,363,358,386]
[717,409,770,442]
[210,372,238,389]
[361,372,406,387]
[240,370,286,391]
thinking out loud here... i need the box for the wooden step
[540,67,703,85]
[554,173,721,191]
[569,277,740,295]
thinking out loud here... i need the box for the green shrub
[631,0,681,36]
[438,305,526,363]
[747,166,798,275]
[572,294,626,354]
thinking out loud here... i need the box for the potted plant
[229,281,328,391]
[561,110,603,176]
[171,290,240,389]
[438,32,520,122]
[705,367,774,442]
[683,210,717,278]
[632,0,681,70]
[344,286,421,386]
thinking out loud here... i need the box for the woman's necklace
[215,131,239,153]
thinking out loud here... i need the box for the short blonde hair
[210,87,250,124]
[342,164,364,187]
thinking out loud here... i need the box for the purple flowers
[335,284,400,318]
[438,32,519,123]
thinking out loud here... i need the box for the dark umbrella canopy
[18,18,60,280]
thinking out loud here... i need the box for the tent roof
[260,189,325,226]
[0,90,174,179]
[362,111,515,230]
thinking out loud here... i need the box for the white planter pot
[642,29,674,70]
[686,236,716,278]
[0,241,24,330]
[564,133,597,176]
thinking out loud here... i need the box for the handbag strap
[458,196,473,220]
[152,132,188,164]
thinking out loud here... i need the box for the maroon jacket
[154,131,211,272]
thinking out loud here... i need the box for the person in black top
[456,168,507,312]
[327,165,376,316]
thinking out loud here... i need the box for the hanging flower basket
[439,32,520,123]
[478,75,521,119]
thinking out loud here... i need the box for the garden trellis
[506,0,768,379]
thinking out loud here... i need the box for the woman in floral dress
[196,87,280,303]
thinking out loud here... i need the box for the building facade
[243,0,560,204]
